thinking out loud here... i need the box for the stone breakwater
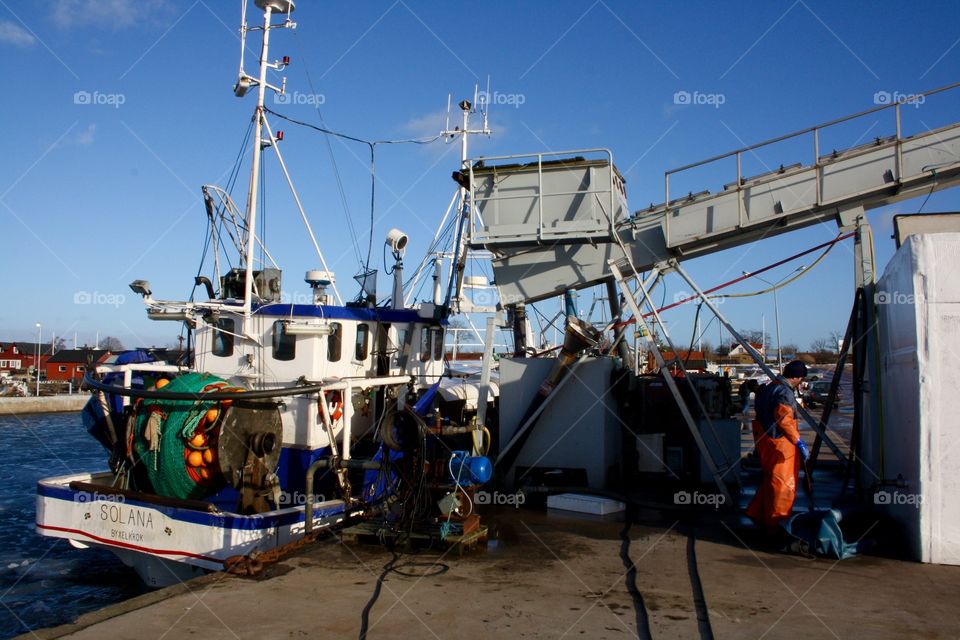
[0,395,88,415]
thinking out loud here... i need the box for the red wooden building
[45,349,111,383]
[0,342,52,374]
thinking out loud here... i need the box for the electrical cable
[614,231,854,331]
[710,237,834,300]
[264,105,443,278]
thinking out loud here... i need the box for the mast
[237,0,295,316]
[443,85,490,313]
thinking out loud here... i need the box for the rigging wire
[678,232,842,361]
[262,106,443,277]
[190,120,253,300]
[290,31,363,265]
[615,231,855,330]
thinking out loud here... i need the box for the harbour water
[0,412,146,639]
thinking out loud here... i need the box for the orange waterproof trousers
[746,406,800,532]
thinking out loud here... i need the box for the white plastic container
[872,232,960,565]
[547,493,625,515]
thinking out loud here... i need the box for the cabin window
[77,366,85,372]
[420,327,431,362]
[272,320,296,361]
[212,317,235,357]
[327,322,342,362]
[433,328,444,361]
[58,366,67,372]
[394,329,408,366]
[355,324,369,361]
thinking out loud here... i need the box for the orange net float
[184,448,202,483]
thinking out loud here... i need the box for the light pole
[745,267,805,373]
[35,322,41,397]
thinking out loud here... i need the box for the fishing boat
[34,0,495,587]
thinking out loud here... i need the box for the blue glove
[796,439,810,461]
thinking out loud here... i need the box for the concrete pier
[19,507,960,640]
[0,395,88,415]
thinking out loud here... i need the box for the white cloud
[0,20,36,47]
[402,109,448,140]
[74,123,96,146]
[52,0,174,30]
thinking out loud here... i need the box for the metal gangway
[470,82,960,305]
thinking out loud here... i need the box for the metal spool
[216,398,283,488]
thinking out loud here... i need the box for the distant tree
[52,337,66,352]
[828,330,845,353]
[798,353,816,365]
[100,336,124,351]
[739,329,770,347]
[810,337,831,354]
[781,343,799,356]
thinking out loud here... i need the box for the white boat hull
[36,471,352,587]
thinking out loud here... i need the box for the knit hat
[782,360,808,379]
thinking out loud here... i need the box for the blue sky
[1,0,958,351]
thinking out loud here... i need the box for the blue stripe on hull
[38,481,345,530]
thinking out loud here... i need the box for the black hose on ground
[620,504,654,640]
[358,551,399,640]
[685,530,715,640]
[357,549,449,640]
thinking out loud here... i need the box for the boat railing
[661,80,960,235]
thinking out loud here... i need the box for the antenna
[482,75,491,133]
[238,0,248,78]
[444,93,452,139]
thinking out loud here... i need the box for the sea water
[0,412,147,639]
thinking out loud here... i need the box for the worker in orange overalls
[746,360,810,535]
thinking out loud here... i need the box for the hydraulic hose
[84,373,326,400]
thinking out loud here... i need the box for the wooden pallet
[340,521,489,554]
